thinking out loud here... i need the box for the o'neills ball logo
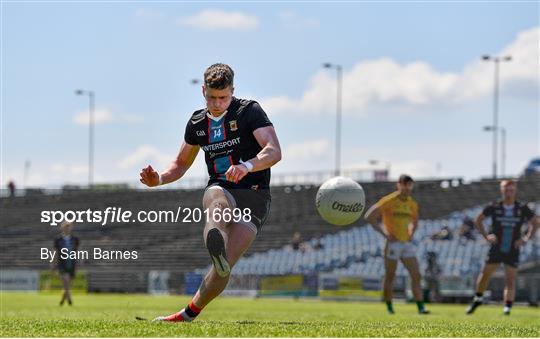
[315,192,322,208]
[331,201,363,213]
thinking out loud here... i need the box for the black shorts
[486,246,519,268]
[58,263,76,277]
[206,180,271,234]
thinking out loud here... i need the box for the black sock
[184,302,201,319]
[416,301,425,312]
[505,301,513,308]
[385,301,393,312]
[475,292,483,298]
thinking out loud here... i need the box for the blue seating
[228,202,540,278]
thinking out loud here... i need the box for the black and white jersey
[53,235,79,267]
[482,201,535,253]
[184,97,273,190]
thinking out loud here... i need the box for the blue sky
[2,1,539,188]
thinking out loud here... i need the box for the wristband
[241,160,254,172]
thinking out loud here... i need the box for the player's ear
[202,85,206,98]
[231,86,235,95]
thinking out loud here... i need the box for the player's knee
[210,199,230,211]
[203,188,232,208]
[204,198,232,227]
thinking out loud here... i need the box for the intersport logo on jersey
[201,137,241,151]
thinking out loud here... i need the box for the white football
[316,176,366,226]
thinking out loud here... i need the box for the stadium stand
[231,204,540,277]
[1,177,539,293]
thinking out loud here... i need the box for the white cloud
[117,145,208,188]
[388,160,437,179]
[49,163,88,176]
[73,109,113,125]
[50,163,66,173]
[70,165,88,176]
[44,163,89,186]
[500,27,539,82]
[283,138,330,161]
[342,137,537,181]
[73,109,143,125]
[261,27,539,117]
[279,11,319,29]
[177,9,259,31]
[118,145,172,170]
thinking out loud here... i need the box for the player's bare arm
[475,212,497,244]
[516,215,539,248]
[139,142,200,187]
[525,215,540,240]
[364,204,391,240]
[225,126,282,183]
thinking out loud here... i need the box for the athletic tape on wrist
[240,160,254,172]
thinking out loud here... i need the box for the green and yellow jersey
[374,191,418,242]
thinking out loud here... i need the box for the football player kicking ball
[364,175,430,315]
[466,180,538,315]
[140,63,281,322]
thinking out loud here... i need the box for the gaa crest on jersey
[229,120,238,131]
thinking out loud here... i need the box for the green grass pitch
[1,292,539,337]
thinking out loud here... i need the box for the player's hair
[398,174,414,184]
[204,63,234,89]
[500,179,516,187]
